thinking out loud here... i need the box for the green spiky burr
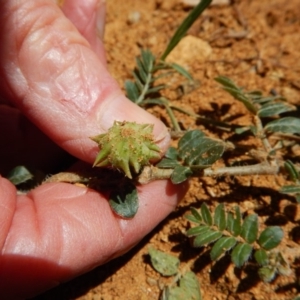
[91,121,161,178]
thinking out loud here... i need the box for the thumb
[0,1,169,163]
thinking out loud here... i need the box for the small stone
[128,11,141,24]
[166,35,212,67]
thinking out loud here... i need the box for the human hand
[0,1,187,299]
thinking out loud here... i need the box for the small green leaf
[160,0,213,60]
[141,49,155,72]
[125,80,139,103]
[7,166,33,185]
[210,237,236,261]
[280,185,300,195]
[168,63,193,81]
[235,126,251,135]
[178,130,205,154]
[251,95,285,104]
[165,147,179,160]
[190,207,202,222]
[227,206,242,236]
[179,134,225,167]
[109,183,139,218]
[171,166,193,184]
[284,160,300,182]
[215,76,257,115]
[254,249,269,266]
[186,225,210,237]
[214,203,226,231]
[185,214,200,223]
[276,252,291,276]
[258,102,295,117]
[146,84,167,95]
[167,271,202,300]
[149,247,180,276]
[231,243,253,268]
[201,203,212,225]
[136,57,148,82]
[241,214,258,244]
[264,117,300,134]
[193,228,222,248]
[258,226,283,250]
[258,266,276,282]
[156,158,180,168]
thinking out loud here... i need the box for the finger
[59,0,107,62]
[0,1,170,165]
[0,178,188,299]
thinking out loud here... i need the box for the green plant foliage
[109,183,138,218]
[178,130,225,167]
[215,76,300,146]
[210,237,236,261]
[91,121,160,179]
[148,247,180,276]
[157,130,225,184]
[254,249,269,266]
[240,214,258,244]
[214,203,226,231]
[171,166,193,184]
[186,204,287,281]
[7,166,33,185]
[162,271,202,300]
[231,243,253,268]
[258,226,284,250]
[160,0,213,61]
[258,265,277,283]
[280,185,300,203]
[284,160,300,182]
[264,117,300,134]
[201,203,213,225]
[258,251,291,282]
[215,76,257,115]
[193,228,222,248]
[227,206,242,237]
[258,101,295,117]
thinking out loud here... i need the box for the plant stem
[254,116,273,154]
[137,162,279,184]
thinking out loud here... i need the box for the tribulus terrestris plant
[7,0,300,288]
